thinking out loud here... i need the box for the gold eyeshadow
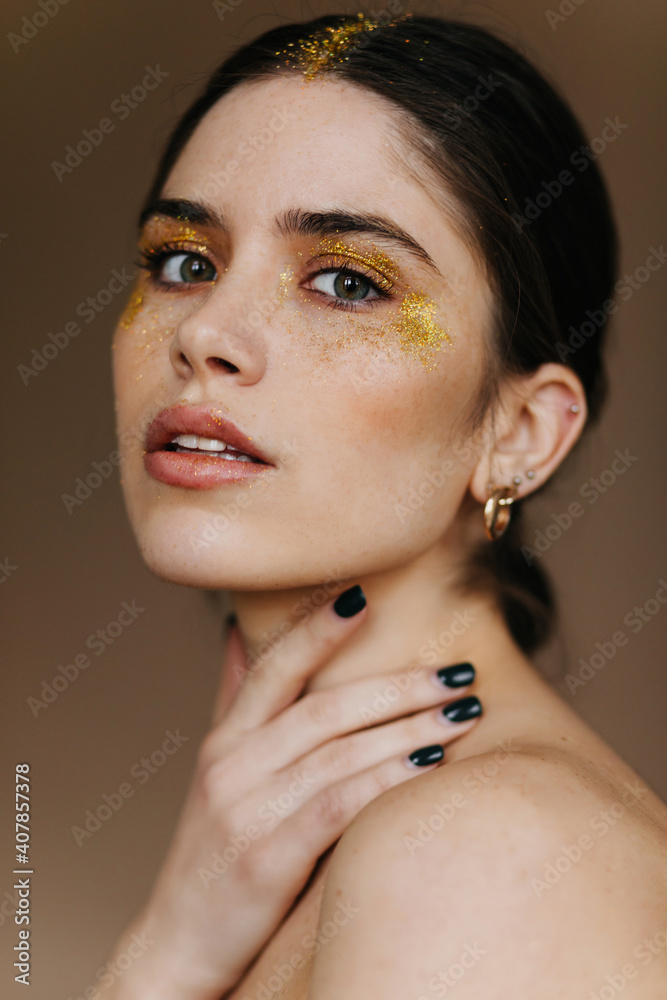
[138,217,212,258]
[306,236,401,291]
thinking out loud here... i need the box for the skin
[110,75,667,998]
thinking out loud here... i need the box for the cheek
[114,276,205,365]
[286,341,481,549]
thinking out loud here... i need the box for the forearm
[100,911,236,1000]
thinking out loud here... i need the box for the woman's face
[113,74,495,589]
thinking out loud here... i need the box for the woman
[104,12,667,999]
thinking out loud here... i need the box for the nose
[168,281,268,386]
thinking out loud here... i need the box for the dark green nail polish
[442,695,482,722]
[436,662,475,687]
[408,744,444,766]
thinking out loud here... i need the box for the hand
[105,586,481,999]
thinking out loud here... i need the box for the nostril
[209,357,240,373]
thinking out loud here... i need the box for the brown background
[1,0,665,996]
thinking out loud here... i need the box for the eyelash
[135,244,396,312]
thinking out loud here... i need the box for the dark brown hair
[140,13,619,655]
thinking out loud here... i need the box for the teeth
[173,434,226,451]
[171,434,256,462]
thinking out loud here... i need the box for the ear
[469,363,587,503]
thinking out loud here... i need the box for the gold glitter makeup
[138,217,212,258]
[119,285,145,329]
[274,11,409,81]
[277,263,295,304]
[311,236,400,291]
[297,235,453,368]
[384,290,453,368]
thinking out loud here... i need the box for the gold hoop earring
[483,485,517,540]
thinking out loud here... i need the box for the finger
[210,660,476,779]
[256,748,450,890]
[224,697,481,821]
[211,620,248,726]
[221,585,368,734]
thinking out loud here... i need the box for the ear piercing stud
[569,403,580,413]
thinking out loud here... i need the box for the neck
[228,542,533,698]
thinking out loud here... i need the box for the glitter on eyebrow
[275,11,411,80]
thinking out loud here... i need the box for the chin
[129,506,313,591]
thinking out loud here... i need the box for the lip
[144,404,275,490]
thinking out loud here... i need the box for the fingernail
[408,744,444,767]
[333,585,366,618]
[436,662,475,687]
[442,695,482,723]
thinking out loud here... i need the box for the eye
[160,252,216,285]
[308,267,385,307]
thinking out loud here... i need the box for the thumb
[211,616,248,725]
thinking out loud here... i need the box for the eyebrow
[138,198,441,276]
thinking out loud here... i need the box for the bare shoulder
[306,745,667,999]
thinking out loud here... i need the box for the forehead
[162,75,480,283]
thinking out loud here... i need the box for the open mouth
[164,435,264,463]
[143,404,275,489]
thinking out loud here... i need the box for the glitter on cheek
[276,263,295,304]
[290,279,454,373]
[119,281,147,330]
[383,290,453,368]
